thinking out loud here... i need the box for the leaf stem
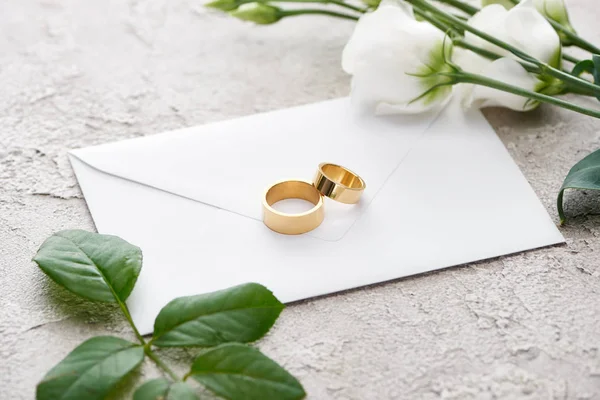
[118,299,182,382]
[118,301,146,345]
[448,70,600,119]
[145,347,181,382]
[281,8,360,20]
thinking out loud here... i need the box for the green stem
[435,0,600,56]
[409,0,527,62]
[454,38,584,82]
[529,59,599,96]
[563,84,597,97]
[449,70,600,119]
[454,38,501,59]
[546,18,600,55]
[118,300,146,345]
[432,0,477,15]
[281,8,359,20]
[329,0,367,13]
[408,0,600,98]
[145,346,181,381]
[414,8,456,33]
[273,0,367,13]
[562,52,581,64]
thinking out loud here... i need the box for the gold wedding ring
[313,162,366,204]
[262,180,325,235]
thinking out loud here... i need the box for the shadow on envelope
[69,98,564,334]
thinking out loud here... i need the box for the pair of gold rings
[262,163,366,235]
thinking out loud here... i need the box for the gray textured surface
[2,0,600,399]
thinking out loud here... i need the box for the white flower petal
[508,4,561,66]
[532,0,570,25]
[466,58,542,111]
[464,3,561,66]
[342,2,414,74]
[453,47,491,75]
[342,1,453,114]
[464,5,512,57]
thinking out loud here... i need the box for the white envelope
[69,98,564,334]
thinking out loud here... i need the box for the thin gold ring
[313,162,366,204]
[262,180,325,235]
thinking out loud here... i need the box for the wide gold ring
[262,180,325,235]
[313,162,366,204]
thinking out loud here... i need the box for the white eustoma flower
[457,1,561,111]
[480,0,574,32]
[342,0,454,114]
[532,0,575,35]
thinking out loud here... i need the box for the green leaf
[558,148,600,224]
[188,343,305,400]
[592,55,600,101]
[152,283,284,347]
[33,230,142,303]
[570,57,600,102]
[572,59,594,77]
[134,378,199,400]
[37,336,144,400]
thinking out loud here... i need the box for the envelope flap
[70,98,440,241]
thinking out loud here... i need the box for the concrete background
[1,0,600,399]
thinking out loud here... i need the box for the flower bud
[532,0,576,41]
[481,0,515,9]
[206,0,245,12]
[230,3,282,24]
[361,0,381,9]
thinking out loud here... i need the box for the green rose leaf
[558,148,600,224]
[134,378,199,400]
[36,336,144,400]
[152,283,284,347]
[188,343,306,400]
[33,230,142,303]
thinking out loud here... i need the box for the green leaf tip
[188,343,306,400]
[33,229,142,303]
[557,148,600,223]
[36,336,144,400]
